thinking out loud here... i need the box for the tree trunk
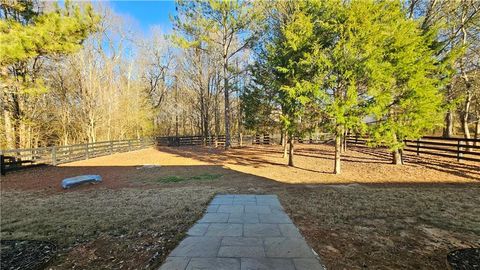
[443,110,454,138]
[342,129,348,152]
[461,92,472,152]
[462,92,472,140]
[3,108,15,149]
[334,133,341,174]
[392,133,403,165]
[474,120,479,147]
[280,131,284,146]
[223,52,231,148]
[288,137,294,166]
[204,108,210,145]
[460,14,471,150]
[392,149,403,165]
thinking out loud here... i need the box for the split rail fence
[345,135,480,162]
[155,134,267,147]
[3,134,478,175]
[0,138,153,175]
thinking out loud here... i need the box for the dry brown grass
[279,185,480,269]
[1,187,221,269]
[1,144,479,269]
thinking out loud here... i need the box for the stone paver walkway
[159,194,325,270]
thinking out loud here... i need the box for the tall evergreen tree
[265,1,320,166]
[309,0,443,171]
[362,2,443,164]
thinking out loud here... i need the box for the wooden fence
[345,135,480,162]
[155,135,254,147]
[156,135,227,147]
[0,138,153,175]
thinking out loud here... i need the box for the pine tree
[309,0,443,170]
[358,1,444,165]
[265,1,319,166]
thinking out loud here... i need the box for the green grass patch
[156,173,222,183]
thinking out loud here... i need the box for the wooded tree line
[0,0,253,150]
[1,0,479,175]
[1,1,155,149]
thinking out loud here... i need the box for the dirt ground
[1,143,479,269]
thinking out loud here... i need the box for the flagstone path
[159,194,326,270]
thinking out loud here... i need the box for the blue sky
[109,1,177,34]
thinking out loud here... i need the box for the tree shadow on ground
[351,145,480,181]
[157,144,480,182]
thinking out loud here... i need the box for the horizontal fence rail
[155,134,289,147]
[344,135,480,163]
[0,138,153,175]
[155,135,241,147]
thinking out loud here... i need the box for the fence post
[0,154,5,176]
[240,133,243,147]
[128,140,132,151]
[85,143,89,159]
[52,146,57,166]
[457,140,462,162]
[110,141,113,154]
[416,139,420,156]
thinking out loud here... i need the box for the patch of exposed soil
[448,248,480,270]
[0,240,56,270]
[52,228,187,270]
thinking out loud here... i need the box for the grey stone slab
[293,258,326,270]
[206,204,220,213]
[228,213,259,224]
[186,258,240,270]
[240,258,295,270]
[255,196,281,206]
[245,205,271,214]
[278,224,302,238]
[232,200,257,205]
[161,194,324,270]
[221,237,263,246]
[218,204,245,214]
[170,236,222,257]
[210,195,235,205]
[159,257,190,270]
[233,199,257,205]
[187,223,210,236]
[269,204,284,213]
[198,213,229,223]
[211,197,234,205]
[216,195,235,199]
[205,223,243,237]
[264,238,315,258]
[234,194,257,200]
[258,213,292,224]
[256,200,282,207]
[244,224,281,237]
[218,246,265,258]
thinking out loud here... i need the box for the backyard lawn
[1,145,479,269]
